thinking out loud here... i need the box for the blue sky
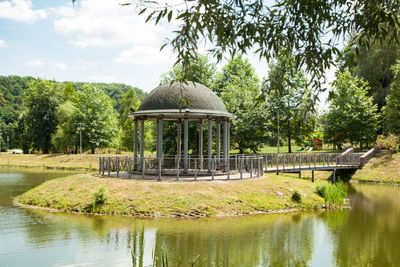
[0,0,335,106]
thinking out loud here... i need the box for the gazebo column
[216,121,221,166]
[140,119,144,171]
[207,119,213,172]
[133,119,138,170]
[184,119,189,172]
[198,119,203,169]
[227,120,231,159]
[223,120,228,167]
[157,118,163,179]
[177,119,181,169]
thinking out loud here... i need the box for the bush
[92,186,108,206]
[376,134,399,153]
[291,191,302,203]
[315,182,348,206]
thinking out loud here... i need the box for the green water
[1,168,400,266]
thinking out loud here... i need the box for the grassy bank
[352,152,400,184]
[18,173,325,217]
[0,153,103,170]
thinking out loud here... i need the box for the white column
[208,120,213,172]
[227,120,231,159]
[157,119,163,159]
[223,120,228,165]
[133,119,138,170]
[184,119,189,172]
[177,119,181,158]
[198,119,203,169]
[216,121,221,161]
[140,119,144,170]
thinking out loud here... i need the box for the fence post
[240,156,243,179]
[312,170,315,182]
[194,159,197,181]
[142,158,145,179]
[227,157,230,180]
[108,157,111,177]
[250,158,253,178]
[128,157,132,179]
[158,157,162,181]
[177,157,180,181]
[101,157,105,176]
[212,156,215,180]
[116,157,120,177]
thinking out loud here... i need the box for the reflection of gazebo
[129,81,235,175]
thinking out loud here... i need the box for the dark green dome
[131,81,234,120]
[139,81,227,112]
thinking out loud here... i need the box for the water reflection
[2,168,400,266]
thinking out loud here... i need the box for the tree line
[1,40,399,154]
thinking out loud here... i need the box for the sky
[0,0,335,107]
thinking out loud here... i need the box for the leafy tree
[73,85,118,153]
[160,54,216,88]
[141,0,400,91]
[215,55,269,153]
[263,51,316,153]
[384,62,400,135]
[23,80,62,153]
[323,69,379,148]
[52,101,78,152]
[338,41,400,110]
[118,88,142,150]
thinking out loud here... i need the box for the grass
[352,152,400,184]
[18,173,325,217]
[315,181,348,206]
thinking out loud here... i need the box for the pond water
[1,168,400,266]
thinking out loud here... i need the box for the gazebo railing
[99,152,362,180]
[99,154,264,180]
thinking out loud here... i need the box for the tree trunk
[91,147,95,154]
[287,120,292,153]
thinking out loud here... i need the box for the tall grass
[316,181,348,207]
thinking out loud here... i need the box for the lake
[1,168,399,266]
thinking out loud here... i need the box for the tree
[52,101,78,153]
[323,69,379,148]
[118,88,142,150]
[384,62,400,135]
[23,79,62,153]
[140,0,400,91]
[263,51,316,153]
[215,55,269,153]
[73,85,118,153]
[338,41,400,110]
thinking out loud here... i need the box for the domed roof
[131,81,234,120]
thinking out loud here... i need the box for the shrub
[376,134,399,153]
[315,182,348,206]
[92,186,108,206]
[291,191,302,203]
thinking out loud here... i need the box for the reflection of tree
[27,209,317,266]
[322,184,400,266]
[153,214,315,266]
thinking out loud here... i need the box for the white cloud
[54,62,68,70]
[25,58,47,67]
[0,0,47,23]
[0,40,7,48]
[115,45,173,65]
[54,0,163,48]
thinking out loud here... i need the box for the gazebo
[129,81,235,176]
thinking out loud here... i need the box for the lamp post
[77,123,85,155]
